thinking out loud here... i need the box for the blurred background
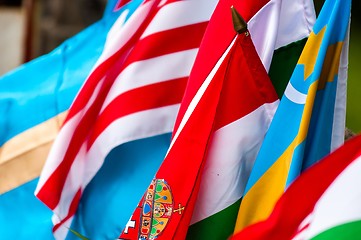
[0,0,360,132]
[0,0,106,70]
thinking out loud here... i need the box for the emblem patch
[139,179,173,240]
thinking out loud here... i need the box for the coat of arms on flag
[120,178,187,240]
[140,179,174,239]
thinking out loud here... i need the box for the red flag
[120,9,278,239]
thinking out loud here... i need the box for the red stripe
[173,0,271,135]
[53,189,82,232]
[124,22,208,65]
[88,77,188,148]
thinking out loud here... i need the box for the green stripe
[311,220,361,240]
[268,38,308,98]
[186,199,241,240]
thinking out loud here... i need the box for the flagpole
[230,6,247,34]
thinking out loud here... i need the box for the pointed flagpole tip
[231,6,248,34]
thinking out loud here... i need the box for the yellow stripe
[0,112,67,194]
[234,81,319,231]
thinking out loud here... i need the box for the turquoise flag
[0,1,141,239]
[234,0,351,232]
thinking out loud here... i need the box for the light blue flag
[0,1,140,239]
[235,0,351,231]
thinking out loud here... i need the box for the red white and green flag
[231,134,361,240]
[119,6,279,240]
[178,0,316,239]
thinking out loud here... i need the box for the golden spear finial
[231,6,248,34]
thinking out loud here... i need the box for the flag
[35,0,218,239]
[178,0,316,239]
[119,7,279,240]
[0,0,133,194]
[0,1,134,239]
[231,134,361,240]
[234,0,351,232]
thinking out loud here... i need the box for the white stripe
[331,22,349,151]
[275,0,315,49]
[35,80,103,194]
[95,1,154,68]
[248,0,315,71]
[305,156,361,238]
[141,0,217,39]
[248,0,281,71]
[52,105,180,221]
[190,101,279,224]
[284,82,307,104]
[101,49,198,111]
[167,36,237,153]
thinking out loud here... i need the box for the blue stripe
[68,133,171,239]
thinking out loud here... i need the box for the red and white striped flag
[35,0,218,238]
